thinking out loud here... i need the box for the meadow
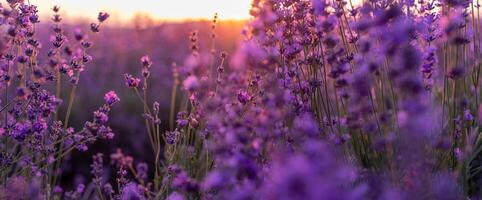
[1,0,482,199]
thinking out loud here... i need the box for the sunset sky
[31,0,252,22]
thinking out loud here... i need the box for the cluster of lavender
[0,1,119,199]
[4,0,482,199]
[82,0,481,199]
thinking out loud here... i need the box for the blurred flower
[124,74,141,88]
[98,12,110,22]
[104,91,120,106]
[121,182,145,200]
[183,75,200,92]
[167,192,185,200]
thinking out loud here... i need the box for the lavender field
[1,0,482,199]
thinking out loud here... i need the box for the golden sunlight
[32,0,252,21]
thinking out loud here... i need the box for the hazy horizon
[29,0,252,24]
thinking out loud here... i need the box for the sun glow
[32,0,252,22]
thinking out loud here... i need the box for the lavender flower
[104,90,120,106]
[183,75,200,92]
[121,182,145,200]
[125,73,141,88]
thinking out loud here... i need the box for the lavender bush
[0,1,118,199]
[2,0,482,199]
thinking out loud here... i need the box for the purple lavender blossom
[104,91,120,106]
